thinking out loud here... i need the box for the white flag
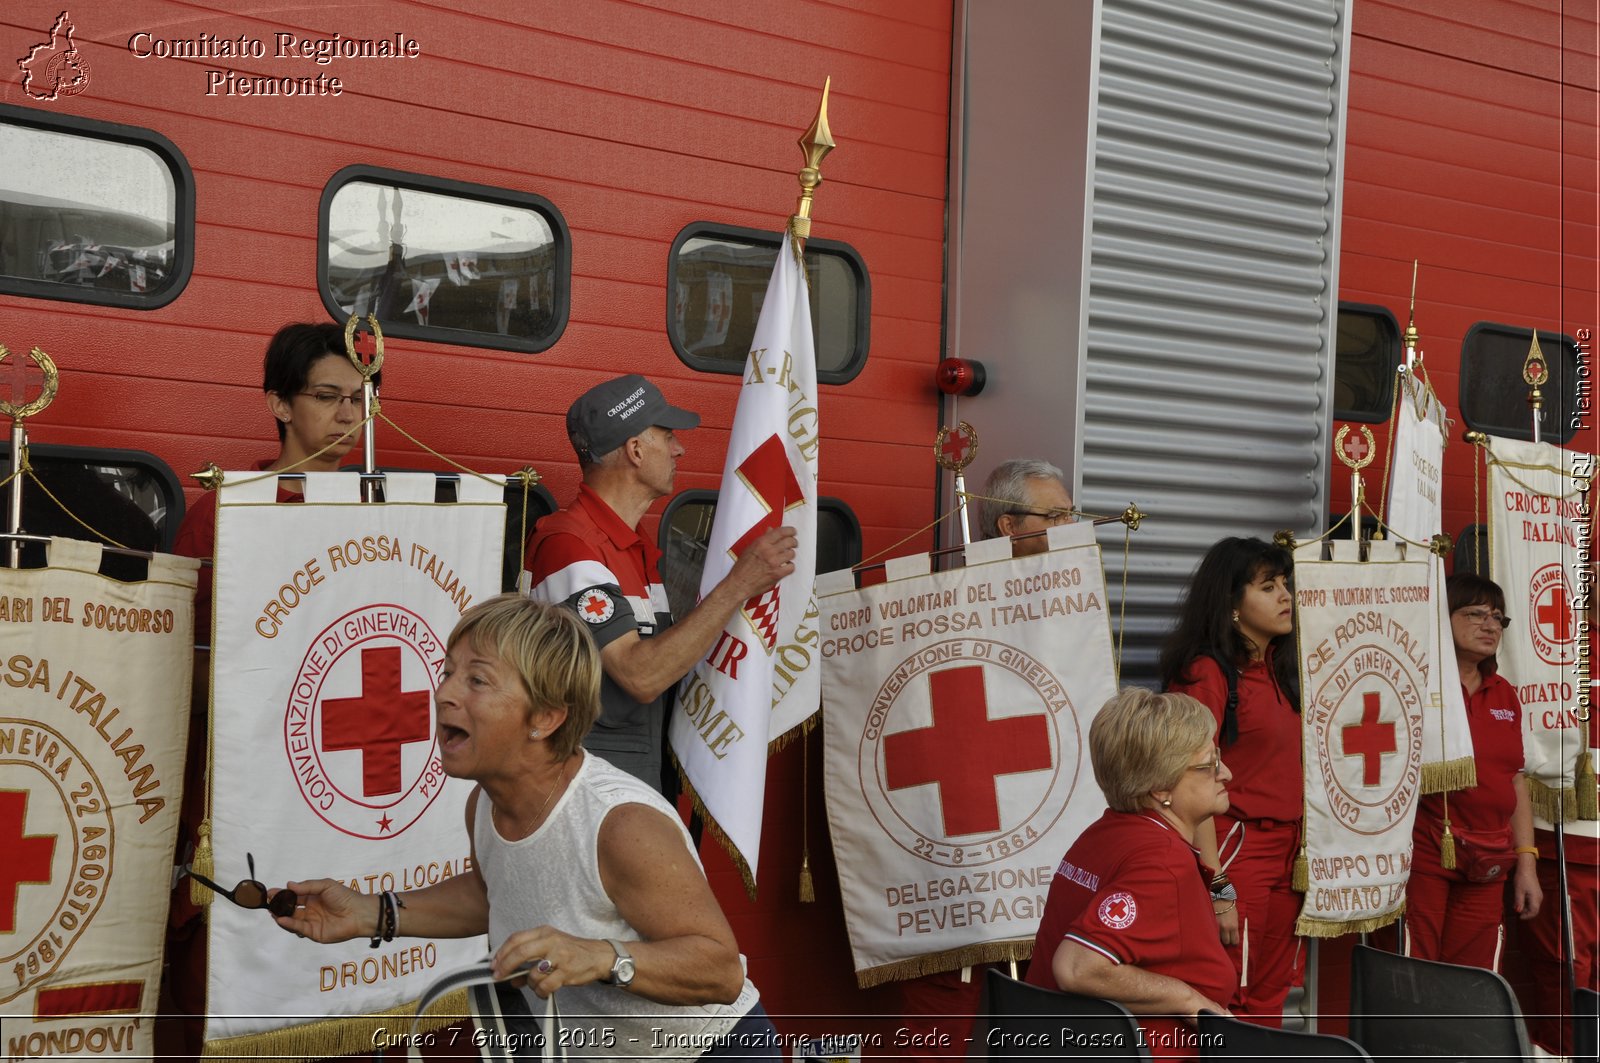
[671,231,819,891]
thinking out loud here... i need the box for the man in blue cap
[523,374,796,792]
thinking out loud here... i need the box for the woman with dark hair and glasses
[272,595,779,1060]
[1405,572,1541,968]
[1158,536,1300,1026]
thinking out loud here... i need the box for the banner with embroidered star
[203,472,502,1059]
[817,524,1116,986]
[1484,435,1596,820]
[0,538,197,1060]
[1293,551,1438,936]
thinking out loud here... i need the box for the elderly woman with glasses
[1405,573,1542,968]
[1025,688,1239,1058]
[272,595,778,1060]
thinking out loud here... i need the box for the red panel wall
[1334,0,1599,540]
[0,0,952,1031]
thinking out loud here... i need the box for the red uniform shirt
[1169,654,1301,822]
[1418,666,1523,833]
[1027,810,1238,1057]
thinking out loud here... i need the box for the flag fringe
[1294,906,1401,939]
[671,753,757,900]
[767,710,819,756]
[201,989,467,1063]
[1420,756,1478,795]
[853,939,1034,989]
[1529,777,1580,823]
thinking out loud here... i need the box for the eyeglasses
[297,389,364,411]
[1186,749,1224,778]
[1008,507,1078,527]
[1455,607,1511,630]
[184,852,298,917]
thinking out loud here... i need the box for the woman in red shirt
[1027,688,1239,1059]
[1159,537,1301,1025]
[1406,573,1542,968]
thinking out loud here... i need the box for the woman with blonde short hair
[1025,688,1239,1058]
[271,594,779,1059]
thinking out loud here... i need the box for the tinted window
[1334,303,1399,423]
[668,223,868,382]
[658,491,861,621]
[0,105,192,308]
[319,166,569,353]
[1459,323,1580,443]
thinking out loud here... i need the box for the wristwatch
[604,939,635,988]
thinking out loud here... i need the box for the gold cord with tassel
[190,821,214,906]
[1576,748,1598,821]
[1291,847,1308,892]
[1439,792,1457,869]
[798,727,815,902]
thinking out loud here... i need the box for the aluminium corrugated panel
[1082,0,1349,684]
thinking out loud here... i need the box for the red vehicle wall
[1,0,953,1029]
[1334,0,1598,538]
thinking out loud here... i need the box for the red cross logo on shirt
[883,665,1051,836]
[0,790,56,933]
[322,646,433,797]
[1342,692,1397,786]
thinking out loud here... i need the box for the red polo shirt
[1170,655,1302,823]
[1418,666,1524,833]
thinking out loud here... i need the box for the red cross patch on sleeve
[576,588,615,624]
[1098,891,1137,930]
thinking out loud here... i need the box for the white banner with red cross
[1293,551,1438,936]
[1384,375,1477,792]
[0,539,197,1059]
[203,472,502,1058]
[1486,435,1596,819]
[817,526,1116,985]
[671,229,819,892]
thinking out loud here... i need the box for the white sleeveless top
[472,753,758,1059]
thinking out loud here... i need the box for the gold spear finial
[790,78,835,243]
[1403,259,1420,355]
[1524,328,1548,422]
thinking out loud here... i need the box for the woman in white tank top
[270,595,777,1060]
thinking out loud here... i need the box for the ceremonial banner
[1,539,197,1059]
[1486,435,1595,818]
[203,472,503,1059]
[819,527,1116,984]
[1384,375,1476,791]
[672,229,819,889]
[1294,551,1437,935]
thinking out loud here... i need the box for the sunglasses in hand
[185,852,299,918]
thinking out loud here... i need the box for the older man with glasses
[976,458,1077,557]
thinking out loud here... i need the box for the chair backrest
[1348,944,1532,1063]
[1575,986,1599,1063]
[980,970,1151,1059]
[1196,1009,1370,1059]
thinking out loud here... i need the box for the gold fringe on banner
[1420,757,1478,795]
[670,754,756,901]
[854,938,1034,989]
[1577,749,1598,821]
[767,709,818,756]
[1295,906,1402,939]
[201,988,468,1063]
[1529,777,1580,823]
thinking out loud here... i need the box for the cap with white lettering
[567,374,700,462]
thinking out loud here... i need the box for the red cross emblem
[1342,691,1397,786]
[1536,585,1574,643]
[1098,890,1137,929]
[883,665,1051,836]
[0,789,56,933]
[1336,424,1375,469]
[322,646,433,797]
[934,422,978,471]
[577,588,615,624]
[733,434,805,650]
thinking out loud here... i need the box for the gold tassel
[1291,847,1309,892]
[190,821,214,906]
[798,853,815,903]
[1440,820,1457,870]
[1577,749,1598,821]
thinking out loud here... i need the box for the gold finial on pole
[1523,329,1548,444]
[1403,260,1421,367]
[1,344,58,568]
[192,462,224,491]
[790,78,835,245]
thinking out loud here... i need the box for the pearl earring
[1231,611,1240,623]
[1161,798,1172,807]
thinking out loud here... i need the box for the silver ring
[535,958,554,975]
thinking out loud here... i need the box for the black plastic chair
[1576,986,1599,1063]
[979,969,1151,1059]
[1348,944,1531,1063]
[1197,1009,1370,1059]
